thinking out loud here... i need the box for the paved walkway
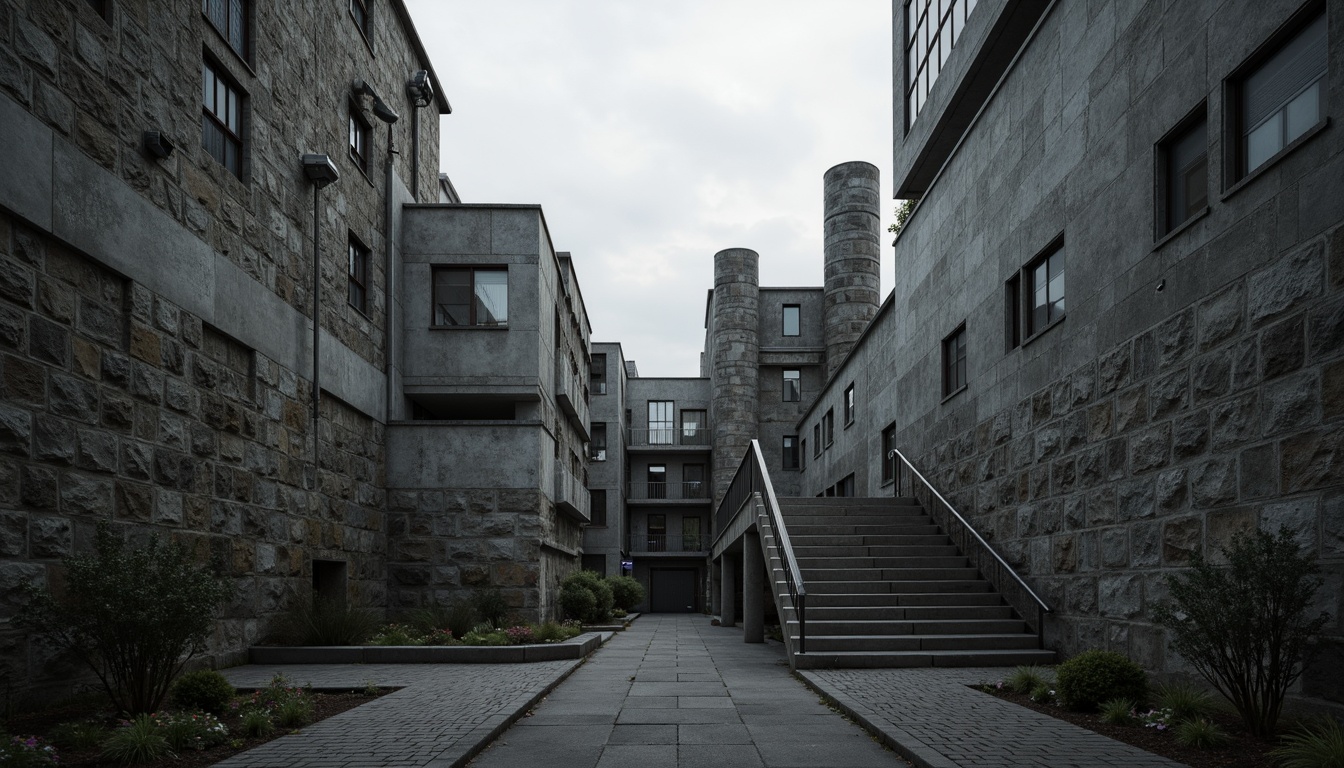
[468,614,902,768]
[800,668,1185,768]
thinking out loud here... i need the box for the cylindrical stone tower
[710,248,760,507]
[822,161,882,377]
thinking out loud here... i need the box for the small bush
[407,600,476,639]
[1154,681,1217,723]
[239,708,274,737]
[277,598,378,646]
[1055,649,1147,712]
[532,621,580,643]
[1099,698,1138,726]
[244,674,314,728]
[171,669,236,715]
[1271,717,1344,768]
[606,575,645,611]
[460,628,510,646]
[558,582,597,624]
[505,625,534,645]
[1005,665,1048,695]
[274,698,313,728]
[102,715,172,765]
[471,588,510,628]
[368,624,422,646]
[1029,683,1054,704]
[152,711,229,752]
[559,571,613,624]
[423,628,458,646]
[1173,718,1230,749]
[0,735,60,767]
[48,721,108,751]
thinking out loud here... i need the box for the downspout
[384,121,397,423]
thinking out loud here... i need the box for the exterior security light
[142,130,175,159]
[407,70,434,107]
[352,79,400,124]
[301,154,339,188]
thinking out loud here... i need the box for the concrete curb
[795,670,959,768]
[248,631,604,665]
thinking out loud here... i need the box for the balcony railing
[627,427,710,447]
[628,481,709,501]
[629,533,707,554]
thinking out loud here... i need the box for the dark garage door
[650,568,697,613]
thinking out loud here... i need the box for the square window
[783,369,801,402]
[201,60,244,179]
[782,304,800,336]
[202,0,248,60]
[1235,13,1326,180]
[843,383,855,425]
[347,234,369,314]
[349,106,371,174]
[942,324,967,397]
[782,435,799,470]
[432,267,508,327]
[881,423,896,484]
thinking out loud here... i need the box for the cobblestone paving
[215,659,583,767]
[800,668,1186,768]
[469,614,905,768]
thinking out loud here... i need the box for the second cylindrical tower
[822,161,882,377]
[710,247,760,506]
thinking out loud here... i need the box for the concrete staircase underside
[772,497,1054,670]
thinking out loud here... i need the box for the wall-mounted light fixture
[351,79,399,124]
[407,70,434,107]
[301,153,340,189]
[142,130,176,159]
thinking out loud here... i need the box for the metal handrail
[888,447,1051,645]
[714,440,808,654]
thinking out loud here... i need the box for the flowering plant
[1140,707,1174,731]
[150,711,229,751]
[505,626,535,645]
[0,735,60,766]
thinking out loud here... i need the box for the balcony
[627,482,710,502]
[627,427,710,451]
[555,464,590,522]
[555,358,591,441]
[628,533,707,555]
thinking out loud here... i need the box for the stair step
[788,619,1028,635]
[790,544,961,557]
[783,513,929,525]
[799,633,1042,652]
[795,556,970,569]
[780,498,916,509]
[801,605,1016,621]
[789,533,947,545]
[803,567,982,581]
[803,592,1007,608]
[792,649,1057,669]
[799,579,993,594]
[788,524,944,536]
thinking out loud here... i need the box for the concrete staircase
[772,497,1055,669]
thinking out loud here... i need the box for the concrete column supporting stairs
[767,497,1055,669]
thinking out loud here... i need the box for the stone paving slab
[799,667,1187,768]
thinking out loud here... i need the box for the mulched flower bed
[6,687,395,768]
[975,686,1278,768]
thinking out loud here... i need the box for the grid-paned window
[649,401,674,445]
[590,354,607,394]
[1159,112,1208,236]
[782,304,800,336]
[905,0,978,128]
[201,60,243,179]
[203,0,247,59]
[349,106,370,174]
[1237,13,1326,179]
[843,383,855,425]
[432,268,508,326]
[347,234,369,314]
[943,325,967,397]
[881,424,896,484]
[783,435,799,470]
[783,369,801,402]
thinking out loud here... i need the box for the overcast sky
[404,1,896,377]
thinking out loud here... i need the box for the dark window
[812,424,821,456]
[1235,12,1326,179]
[800,438,807,469]
[783,435,799,470]
[681,410,706,445]
[1028,246,1065,335]
[590,423,607,461]
[823,408,834,447]
[203,0,248,59]
[349,106,371,174]
[881,423,896,484]
[347,234,369,314]
[684,464,705,499]
[350,0,370,39]
[432,268,508,326]
[837,473,855,497]
[1158,109,1208,236]
[783,369,801,402]
[843,383,855,425]
[591,353,607,394]
[86,0,111,22]
[647,465,667,499]
[782,304,800,336]
[904,0,977,128]
[649,401,674,445]
[1005,274,1022,350]
[943,324,967,396]
[682,517,702,551]
[201,60,243,178]
[589,489,607,527]
[581,554,606,575]
[647,514,666,551]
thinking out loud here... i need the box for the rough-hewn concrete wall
[710,249,760,503]
[822,162,881,378]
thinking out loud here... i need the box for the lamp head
[407,70,434,107]
[301,153,339,189]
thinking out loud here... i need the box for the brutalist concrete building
[781,0,1340,702]
[0,0,592,698]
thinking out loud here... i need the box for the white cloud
[405,0,895,377]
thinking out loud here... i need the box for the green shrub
[407,600,476,639]
[1005,665,1048,695]
[170,669,236,715]
[48,721,108,750]
[559,571,613,624]
[277,597,378,646]
[101,715,172,765]
[532,621,580,643]
[274,698,313,728]
[471,588,510,628]
[422,628,459,646]
[1154,681,1217,723]
[1153,526,1328,738]
[368,624,423,646]
[606,575,645,611]
[239,708,274,738]
[1099,698,1138,726]
[1271,717,1344,768]
[244,674,314,728]
[152,711,229,752]
[1055,649,1147,712]
[558,583,597,624]
[1029,682,1053,704]
[0,735,60,767]
[1173,718,1230,749]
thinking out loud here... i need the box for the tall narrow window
[684,464,705,499]
[648,401,674,445]
[590,354,607,394]
[782,304,800,336]
[647,513,666,551]
[348,106,370,174]
[682,517,702,551]
[590,423,607,461]
[812,424,821,456]
[432,268,508,327]
[823,409,834,447]
[881,423,896,484]
[843,383,855,425]
[1005,274,1022,350]
[943,325,967,396]
[783,435,799,470]
[1237,13,1326,179]
[837,474,855,497]
[589,489,607,527]
[202,0,248,59]
[800,438,807,469]
[347,234,369,314]
[783,369,801,402]
[905,0,977,128]
[201,61,243,179]
[681,410,706,445]
[1159,111,1208,236]
[647,466,667,500]
[349,0,370,39]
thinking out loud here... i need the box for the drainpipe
[383,121,397,422]
[300,154,340,486]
